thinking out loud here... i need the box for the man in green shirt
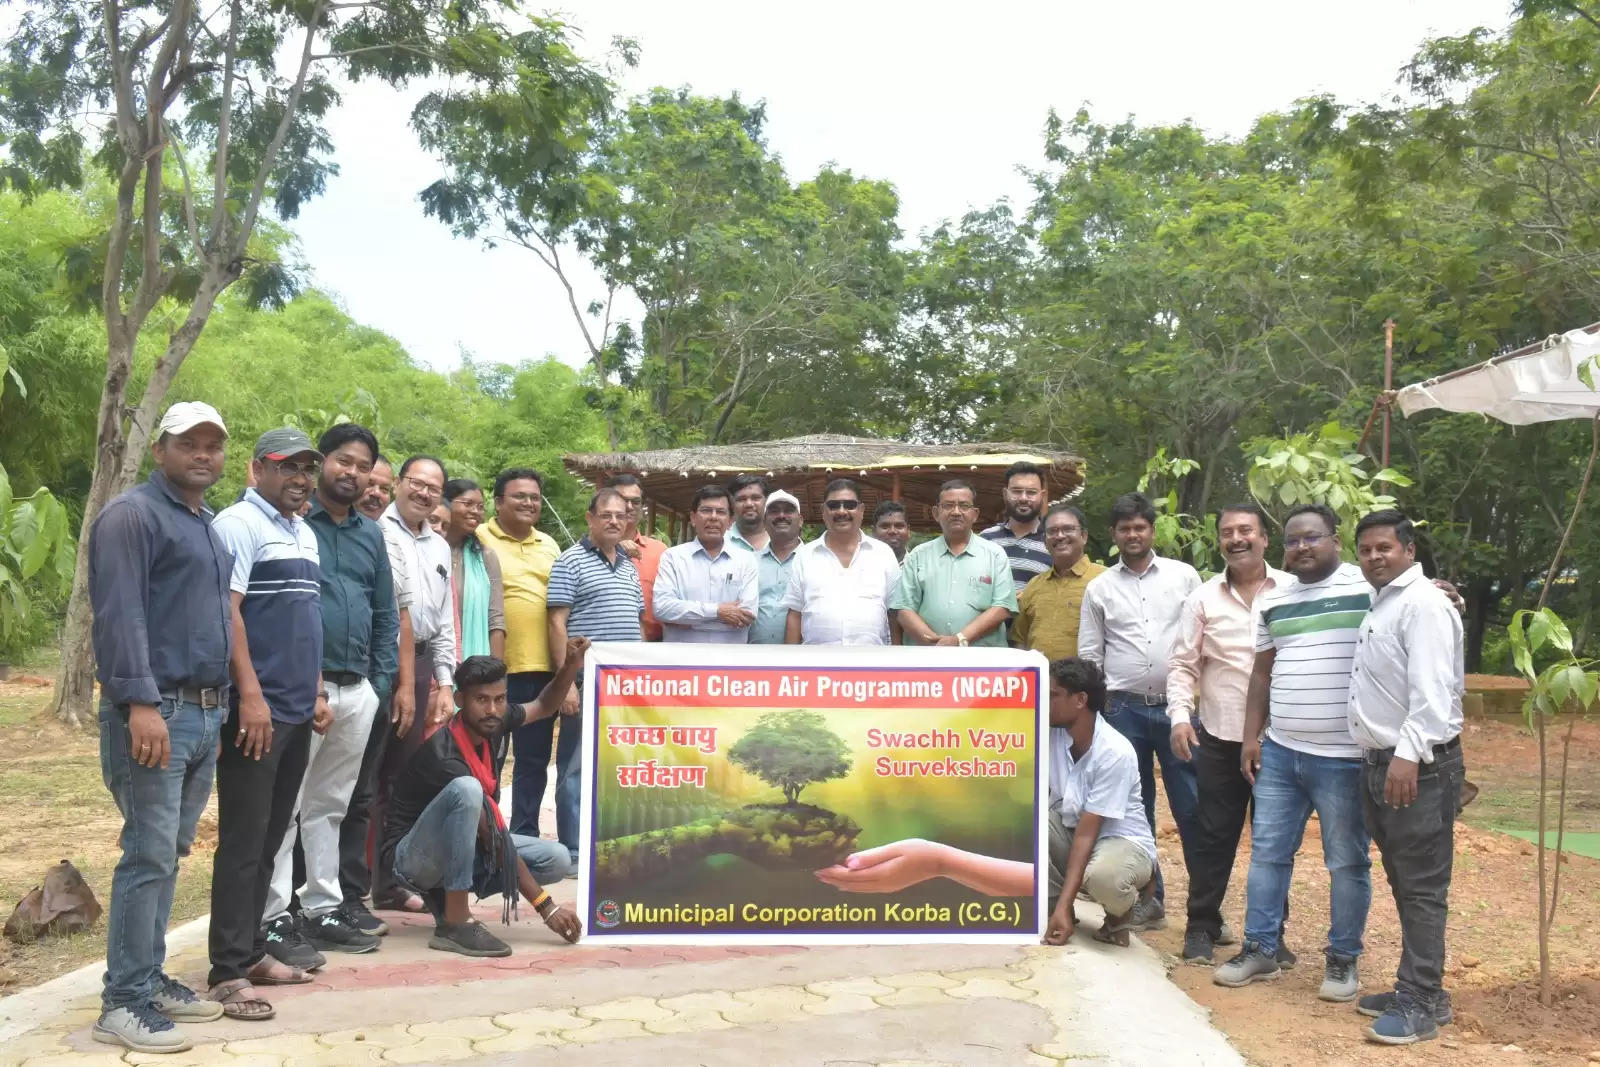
[891,479,1018,647]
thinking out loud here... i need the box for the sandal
[1093,914,1133,947]
[208,979,275,1020]
[245,957,313,985]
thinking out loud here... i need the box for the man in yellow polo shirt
[476,468,561,838]
[1014,504,1106,659]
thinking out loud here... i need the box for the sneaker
[1213,942,1282,987]
[1275,941,1298,969]
[151,975,224,1022]
[262,913,326,971]
[1181,929,1215,964]
[339,900,389,937]
[429,919,512,958]
[1319,951,1359,1002]
[92,1003,192,1054]
[303,909,381,953]
[1128,896,1166,931]
[1358,990,1453,1025]
[1366,990,1441,1045]
[1216,921,1239,946]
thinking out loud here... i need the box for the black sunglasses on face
[824,499,861,511]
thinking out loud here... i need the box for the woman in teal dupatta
[443,479,506,662]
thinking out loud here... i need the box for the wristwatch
[956,632,969,648]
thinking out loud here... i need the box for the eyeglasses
[271,459,320,478]
[402,476,443,499]
[616,496,642,510]
[695,507,729,518]
[939,502,977,513]
[453,499,485,514]
[824,499,861,511]
[1044,526,1082,540]
[592,510,628,523]
[1284,534,1331,550]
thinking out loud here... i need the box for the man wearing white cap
[784,478,903,645]
[88,401,233,1053]
[748,490,805,644]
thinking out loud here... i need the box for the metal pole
[1382,318,1395,468]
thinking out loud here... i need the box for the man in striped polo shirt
[981,461,1052,593]
[207,428,327,1016]
[1215,503,1371,1003]
[546,487,644,868]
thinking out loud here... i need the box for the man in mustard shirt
[1014,504,1105,659]
[476,468,561,838]
[891,479,1017,647]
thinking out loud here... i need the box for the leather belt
[324,670,364,687]
[162,686,226,709]
[1362,735,1461,764]
[1110,690,1166,707]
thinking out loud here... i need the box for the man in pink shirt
[1167,503,1294,966]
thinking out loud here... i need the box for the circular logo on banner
[595,899,622,928]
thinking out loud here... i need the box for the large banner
[578,643,1048,945]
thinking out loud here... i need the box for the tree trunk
[52,329,140,726]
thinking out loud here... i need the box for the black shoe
[1358,990,1453,1025]
[339,900,389,937]
[1275,942,1298,969]
[262,913,326,971]
[302,910,380,953]
[1181,929,1215,964]
[429,919,512,958]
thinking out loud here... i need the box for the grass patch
[1494,828,1600,861]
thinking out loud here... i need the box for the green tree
[0,347,75,660]
[727,711,852,806]
[0,0,617,723]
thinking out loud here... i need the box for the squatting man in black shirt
[380,640,588,956]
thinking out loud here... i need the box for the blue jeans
[1103,693,1199,905]
[395,778,571,894]
[98,696,224,1010]
[1245,736,1371,958]
[509,672,579,862]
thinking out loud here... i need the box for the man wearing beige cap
[89,401,232,1053]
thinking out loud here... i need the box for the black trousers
[338,691,392,905]
[370,648,434,902]
[1185,725,1292,940]
[208,712,311,985]
[1363,742,1463,1003]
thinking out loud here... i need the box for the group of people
[84,401,1463,1055]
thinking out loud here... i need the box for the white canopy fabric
[1396,327,1600,425]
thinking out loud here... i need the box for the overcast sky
[289,0,1515,373]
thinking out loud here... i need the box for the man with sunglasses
[206,428,327,1018]
[784,479,901,645]
[891,479,1017,647]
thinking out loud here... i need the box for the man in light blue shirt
[749,490,804,644]
[654,485,760,643]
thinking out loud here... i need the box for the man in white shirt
[654,485,759,643]
[375,455,456,905]
[784,479,901,645]
[1349,510,1464,1046]
[1042,657,1157,949]
[1078,491,1201,924]
[1166,503,1294,965]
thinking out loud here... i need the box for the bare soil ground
[1145,716,1600,1067]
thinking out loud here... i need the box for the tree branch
[209,0,240,252]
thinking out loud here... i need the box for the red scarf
[448,717,506,831]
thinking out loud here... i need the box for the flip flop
[208,979,275,1021]
[245,958,313,986]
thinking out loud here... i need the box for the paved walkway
[0,883,1244,1067]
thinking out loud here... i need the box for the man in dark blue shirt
[88,401,234,1055]
[261,423,398,965]
[204,427,328,1019]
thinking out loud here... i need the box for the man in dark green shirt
[261,423,399,967]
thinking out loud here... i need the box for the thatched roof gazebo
[563,434,1085,536]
